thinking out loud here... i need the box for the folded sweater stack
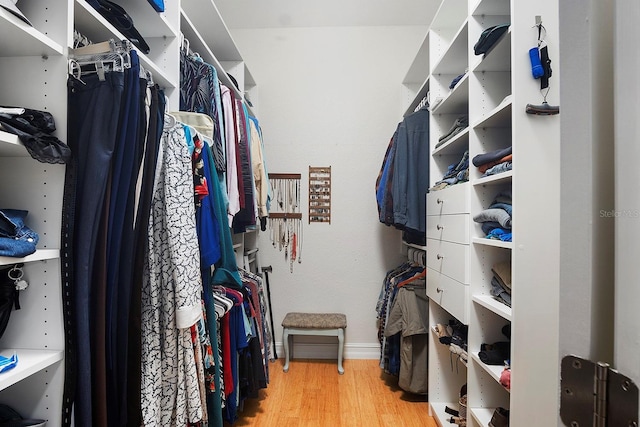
[473,189,512,241]
[490,260,511,307]
[472,145,512,177]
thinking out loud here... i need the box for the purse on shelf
[0,265,25,342]
[85,0,151,54]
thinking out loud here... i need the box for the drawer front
[426,183,470,216]
[426,214,470,244]
[427,268,469,324]
[426,239,469,284]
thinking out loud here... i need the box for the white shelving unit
[0,1,69,424]
[398,0,561,425]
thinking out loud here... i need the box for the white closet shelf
[472,171,513,186]
[432,20,469,76]
[0,11,63,57]
[402,32,430,85]
[472,0,511,16]
[403,241,427,251]
[472,96,512,129]
[0,349,63,392]
[432,74,469,115]
[110,1,178,38]
[430,326,469,367]
[0,131,27,157]
[471,352,507,386]
[74,1,178,90]
[472,237,513,249]
[0,249,60,267]
[180,10,245,102]
[430,0,468,37]
[469,407,498,427]
[402,76,430,118]
[432,127,469,156]
[471,28,511,73]
[74,0,176,39]
[181,0,242,62]
[430,401,460,426]
[472,295,512,321]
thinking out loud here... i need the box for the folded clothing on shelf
[0,107,71,164]
[449,71,467,89]
[472,146,512,168]
[474,23,510,56]
[474,190,513,241]
[0,209,38,257]
[437,116,469,147]
[430,150,469,191]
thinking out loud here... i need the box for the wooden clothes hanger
[396,269,426,288]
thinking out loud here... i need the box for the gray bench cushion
[282,312,347,329]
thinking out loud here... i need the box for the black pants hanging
[65,70,124,427]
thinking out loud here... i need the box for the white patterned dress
[141,116,204,426]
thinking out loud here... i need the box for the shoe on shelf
[488,407,510,427]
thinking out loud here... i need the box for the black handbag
[0,266,21,341]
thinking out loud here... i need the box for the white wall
[231,25,427,359]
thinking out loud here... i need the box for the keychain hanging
[526,16,559,115]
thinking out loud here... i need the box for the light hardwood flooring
[224,358,438,427]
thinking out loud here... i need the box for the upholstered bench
[281,312,347,374]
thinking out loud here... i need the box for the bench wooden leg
[283,327,290,373]
[337,328,345,375]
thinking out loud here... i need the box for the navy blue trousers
[67,70,124,427]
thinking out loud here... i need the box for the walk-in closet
[0,0,636,426]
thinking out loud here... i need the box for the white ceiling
[215,0,442,29]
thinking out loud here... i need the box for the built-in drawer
[426,239,469,284]
[426,213,470,244]
[427,268,469,324]
[426,182,470,216]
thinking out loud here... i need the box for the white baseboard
[274,341,380,360]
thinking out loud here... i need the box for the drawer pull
[436,224,444,230]
[437,198,443,204]
[436,254,444,260]
[436,287,444,293]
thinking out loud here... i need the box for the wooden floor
[224,358,438,427]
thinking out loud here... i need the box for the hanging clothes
[220,84,241,225]
[248,116,268,228]
[375,108,430,244]
[179,50,226,174]
[248,116,271,231]
[65,55,125,427]
[376,262,426,375]
[141,116,204,426]
[383,283,429,395]
[232,98,256,233]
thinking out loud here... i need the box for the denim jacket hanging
[0,209,39,257]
